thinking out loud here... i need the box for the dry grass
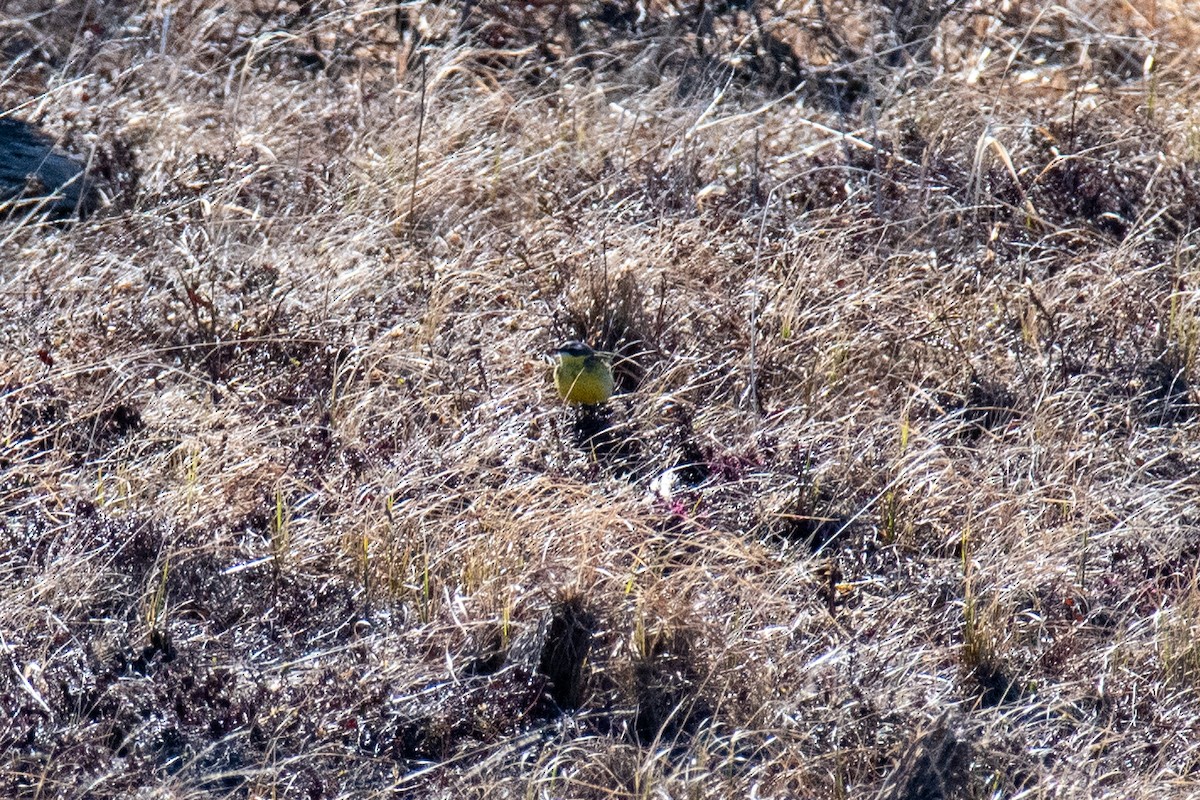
[5,0,1200,797]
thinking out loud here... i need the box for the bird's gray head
[555,340,595,358]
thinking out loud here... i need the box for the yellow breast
[553,354,614,405]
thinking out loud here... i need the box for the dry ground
[5,0,1200,797]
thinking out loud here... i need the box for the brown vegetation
[4,0,1200,796]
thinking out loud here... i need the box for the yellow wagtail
[552,340,614,405]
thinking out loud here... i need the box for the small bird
[552,340,614,405]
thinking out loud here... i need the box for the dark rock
[0,116,98,218]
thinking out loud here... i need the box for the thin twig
[408,49,427,237]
